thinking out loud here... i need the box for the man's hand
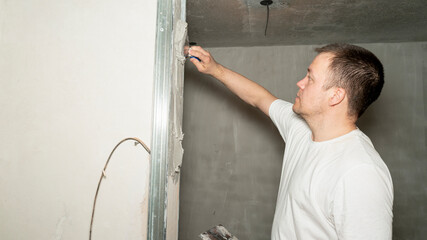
[188,46,224,78]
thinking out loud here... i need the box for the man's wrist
[212,64,225,79]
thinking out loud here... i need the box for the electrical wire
[89,137,151,240]
[264,3,270,36]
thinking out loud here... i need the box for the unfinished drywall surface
[165,0,187,238]
[0,0,157,239]
[180,42,427,239]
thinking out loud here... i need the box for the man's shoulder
[325,130,391,185]
[342,129,382,164]
[317,129,387,178]
[269,99,293,115]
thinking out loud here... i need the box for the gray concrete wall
[179,42,427,239]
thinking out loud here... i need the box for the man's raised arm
[189,46,278,116]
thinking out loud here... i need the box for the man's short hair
[315,43,384,118]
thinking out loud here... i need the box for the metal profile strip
[148,0,173,239]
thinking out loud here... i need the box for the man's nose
[297,77,306,89]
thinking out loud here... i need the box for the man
[189,43,393,240]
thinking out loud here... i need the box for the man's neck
[305,114,357,142]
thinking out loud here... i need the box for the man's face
[292,53,333,118]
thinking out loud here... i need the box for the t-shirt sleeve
[269,99,301,142]
[332,164,394,240]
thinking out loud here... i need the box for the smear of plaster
[169,19,186,181]
[174,20,187,65]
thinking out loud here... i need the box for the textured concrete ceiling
[187,0,427,47]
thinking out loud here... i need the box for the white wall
[0,0,157,239]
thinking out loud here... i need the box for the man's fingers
[188,45,218,75]
[193,53,210,63]
[189,47,210,63]
[190,57,205,71]
[188,48,203,59]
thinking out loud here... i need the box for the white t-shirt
[269,99,393,240]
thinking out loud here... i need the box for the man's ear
[329,87,346,106]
